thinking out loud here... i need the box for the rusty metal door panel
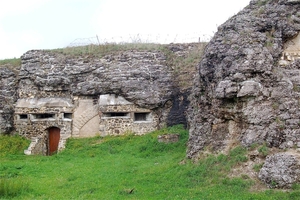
[48,127,60,155]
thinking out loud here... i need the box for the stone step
[24,137,40,155]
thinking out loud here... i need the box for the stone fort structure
[14,94,158,155]
[4,0,300,189]
[1,44,201,155]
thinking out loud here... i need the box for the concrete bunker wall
[72,98,99,138]
[280,33,300,65]
[14,98,73,155]
[99,94,158,136]
[14,95,160,155]
[73,94,158,137]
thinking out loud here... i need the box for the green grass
[1,125,300,199]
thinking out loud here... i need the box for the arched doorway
[48,127,60,155]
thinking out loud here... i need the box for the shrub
[0,135,30,157]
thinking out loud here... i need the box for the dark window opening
[134,113,150,121]
[34,113,55,119]
[64,113,72,119]
[19,114,28,119]
[103,112,129,118]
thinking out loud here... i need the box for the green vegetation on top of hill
[51,42,207,90]
[0,58,21,68]
[51,43,165,56]
[0,43,207,89]
[1,125,300,199]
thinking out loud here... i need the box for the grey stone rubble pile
[187,0,300,188]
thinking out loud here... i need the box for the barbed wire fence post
[96,35,100,46]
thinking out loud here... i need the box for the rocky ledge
[187,0,300,188]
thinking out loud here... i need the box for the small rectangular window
[134,113,150,121]
[103,112,129,118]
[64,113,72,119]
[33,113,55,119]
[19,114,28,120]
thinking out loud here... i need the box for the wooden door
[48,127,60,155]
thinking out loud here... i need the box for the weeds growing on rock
[258,0,270,7]
[253,163,264,172]
[258,143,269,157]
[51,43,164,57]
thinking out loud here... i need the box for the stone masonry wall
[14,100,73,138]
[14,98,73,154]
[99,104,158,135]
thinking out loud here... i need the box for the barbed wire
[66,33,213,47]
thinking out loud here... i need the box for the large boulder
[259,152,300,188]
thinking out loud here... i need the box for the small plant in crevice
[258,143,269,158]
[249,143,259,151]
[264,40,273,49]
[258,0,270,7]
[275,117,285,130]
[253,163,264,172]
[270,180,278,188]
[293,84,300,92]
[272,102,279,110]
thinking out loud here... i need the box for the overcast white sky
[0,0,250,59]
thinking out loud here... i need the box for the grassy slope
[1,125,300,199]
[0,58,21,68]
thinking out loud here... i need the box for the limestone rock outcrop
[0,43,203,136]
[19,50,172,109]
[188,0,300,158]
[0,66,18,133]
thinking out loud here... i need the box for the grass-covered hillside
[0,58,21,68]
[1,125,300,199]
